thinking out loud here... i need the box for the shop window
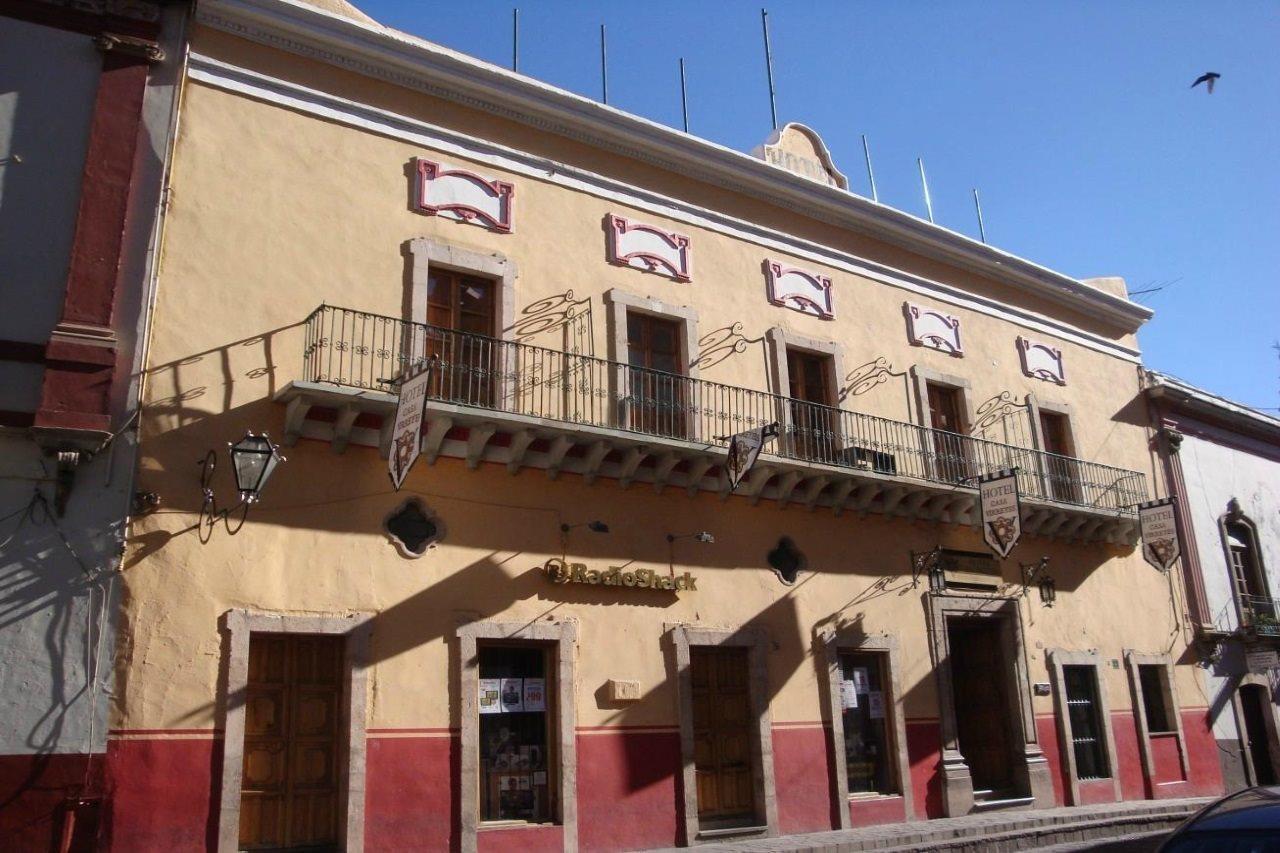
[1139,664,1173,734]
[1063,665,1109,779]
[838,652,896,796]
[478,644,553,824]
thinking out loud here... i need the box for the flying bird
[1190,72,1220,93]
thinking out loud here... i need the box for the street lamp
[666,531,714,544]
[198,431,285,540]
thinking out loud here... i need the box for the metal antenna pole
[761,8,778,130]
[862,134,878,202]
[918,158,934,223]
[679,58,689,133]
[973,188,987,243]
[512,8,519,72]
[600,24,608,104]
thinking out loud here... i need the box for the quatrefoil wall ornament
[383,498,445,558]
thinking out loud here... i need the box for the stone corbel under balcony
[274,380,1139,545]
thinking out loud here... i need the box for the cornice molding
[196,0,1152,334]
[1146,372,1280,446]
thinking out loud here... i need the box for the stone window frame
[667,624,778,844]
[924,592,1054,816]
[603,287,700,434]
[817,628,913,827]
[1026,397,1080,501]
[216,609,373,853]
[1232,674,1280,786]
[910,366,974,484]
[1046,649,1122,805]
[457,619,578,853]
[1123,649,1190,786]
[765,326,846,457]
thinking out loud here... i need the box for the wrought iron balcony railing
[1241,595,1280,636]
[302,305,1148,512]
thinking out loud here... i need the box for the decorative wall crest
[750,123,849,190]
[765,260,834,320]
[904,303,963,357]
[605,213,691,281]
[413,158,514,232]
[1017,337,1066,385]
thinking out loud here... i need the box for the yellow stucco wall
[116,28,1205,737]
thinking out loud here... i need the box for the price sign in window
[478,645,553,823]
[839,652,895,796]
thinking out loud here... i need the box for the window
[838,652,895,796]
[1227,521,1273,624]
[926,382,970,484]
[1139,664,1172,734]
[478,645,553,824]
[425,270,496,405]
[786,348,837,462]
[1063,666,1109,779]
[1038,410,1081,503]
[626,311,687,438]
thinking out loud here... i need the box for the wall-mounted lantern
[667,531,714,544]
[1021,556,1055,607]
[911,546,946,592]
[198,431,285,539]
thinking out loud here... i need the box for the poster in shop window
[500,678,524,713]
[868,691,885,720]
[478,678,502,714]
[1138,498,1181,572]
[979,469,1022,559]
[839,679,859,709]
[851,667,870,694]
[523,678,546,712]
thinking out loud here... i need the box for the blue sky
[360,0,1279,409]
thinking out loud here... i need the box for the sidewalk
[648,797,1207,852]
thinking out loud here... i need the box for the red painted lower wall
[772,725,838,834]
[0,752,104,853]
[577,729,680,852]
[16,707,1217,852]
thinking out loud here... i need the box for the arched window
[1222,503,1272,628]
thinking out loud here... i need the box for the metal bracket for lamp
[1021,556,1056,607]
[197,431,285,541]
[911,546,946,592]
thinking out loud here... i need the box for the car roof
[1188,786,1280,831]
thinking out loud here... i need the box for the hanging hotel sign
[979,469,1022,559]
[1138,498,1181,572]
[724,423,779,492]
[387,359,436,491]
[544,558,697,592]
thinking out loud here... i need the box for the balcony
[1240,595,1280,638]
[274,306,1147,543]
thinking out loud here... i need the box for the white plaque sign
[1139,498,1181,572]
[387,360,434,491]
[980,469,1022,559]
[1246,650,1278,674]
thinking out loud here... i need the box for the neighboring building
[95,0,1225,850]
[1146,371,1280,793]
[0,0,186,849]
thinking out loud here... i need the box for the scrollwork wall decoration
[506,290,595,354]
[970,390,1034,448]
[838,357,904,401]
[690,323,764,371]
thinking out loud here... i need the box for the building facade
[96,0,1226,850]
[1146,371,1280,795]
[0,1,185,849]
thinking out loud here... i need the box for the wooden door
[927,383,969,483]
[425,271,496,405]
[948,620,1017,793]
[691,647,756,825]
[626,312,687,438]
[787,348,836,461]
[240,634,343,851]
[1038,411,1080,503]
[1242,684,1277,785]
